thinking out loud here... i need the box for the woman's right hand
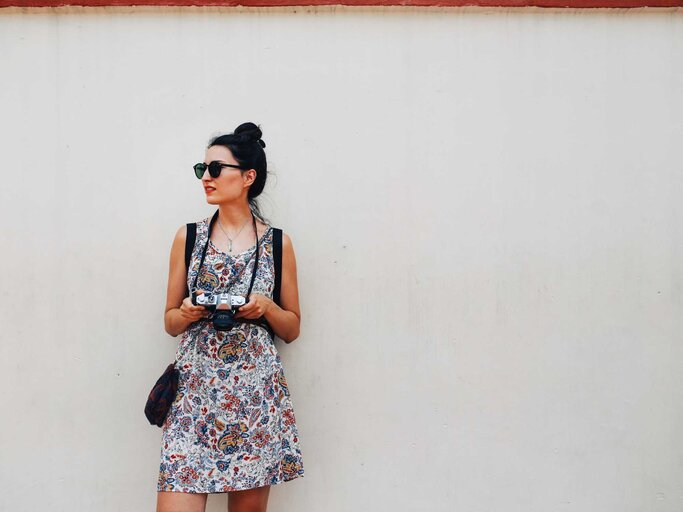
[178,296,211,323]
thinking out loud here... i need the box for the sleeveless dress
[157,217,305,493]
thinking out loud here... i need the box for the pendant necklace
[217,216,251,253]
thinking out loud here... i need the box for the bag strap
[258,227,283,341]
[272,227,283,307]
[184,222,197,297]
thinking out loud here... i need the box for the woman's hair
[207,122,270,224]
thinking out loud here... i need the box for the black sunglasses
[194,161,246,179]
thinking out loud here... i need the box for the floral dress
[157,216,305,493]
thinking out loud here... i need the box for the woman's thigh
[156,491,208,512]
[228,485,271,512]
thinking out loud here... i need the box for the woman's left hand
[233,293,274,320]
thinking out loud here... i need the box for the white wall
[1,6,682,511]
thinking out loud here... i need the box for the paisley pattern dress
[157,217,305,493]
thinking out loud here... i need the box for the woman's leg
[227,485,271,512]
[156,491,208,512]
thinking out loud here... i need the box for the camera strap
[185,210,282,339]
[185,222,282,309]
[191,208,260,299]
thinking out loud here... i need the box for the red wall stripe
[1,0,681,7]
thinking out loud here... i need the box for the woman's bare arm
[164,225,208,337]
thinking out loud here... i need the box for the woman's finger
[238,298,255,311]
[238,302,253,313]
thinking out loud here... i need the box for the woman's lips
[204,187,216,193]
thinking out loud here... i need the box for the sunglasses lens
[208,161,223,178]
[194,163,206,179]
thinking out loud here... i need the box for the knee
[228,500,266,512]
[228,496,266,512]
[228,486,270,512]
[156,491,207,512]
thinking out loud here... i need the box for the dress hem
[156,472,304,494]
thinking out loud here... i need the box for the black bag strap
[257,227,282,340]
[184,222,197,297]
[245,227,282,340]
[272,227,283,307]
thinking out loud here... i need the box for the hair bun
[234,122,265,148]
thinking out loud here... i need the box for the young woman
[156,122,305,512]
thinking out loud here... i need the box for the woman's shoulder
[272,227,293,250]
[171,218,204,241]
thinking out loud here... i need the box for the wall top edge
[1,0,682,8]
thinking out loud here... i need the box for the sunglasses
[194,161,246,179]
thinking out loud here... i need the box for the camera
[191,290,248,331]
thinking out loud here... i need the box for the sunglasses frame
[194,161,246,179]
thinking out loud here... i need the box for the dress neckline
[207,224,272,258]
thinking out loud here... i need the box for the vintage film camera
[191,290,248,332]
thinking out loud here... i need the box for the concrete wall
[1,6,682,511]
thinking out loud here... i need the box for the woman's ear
[243,169,257,187]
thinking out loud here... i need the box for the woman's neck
[217,202,253,232]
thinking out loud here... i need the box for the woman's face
[201,145,255,205]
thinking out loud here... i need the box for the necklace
[217,215,251,253]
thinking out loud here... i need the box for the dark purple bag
[144,363,180,427]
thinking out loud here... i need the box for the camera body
[191,291,248,331]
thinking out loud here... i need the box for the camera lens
[212,309,237,331]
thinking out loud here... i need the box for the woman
[156,122,305,512]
